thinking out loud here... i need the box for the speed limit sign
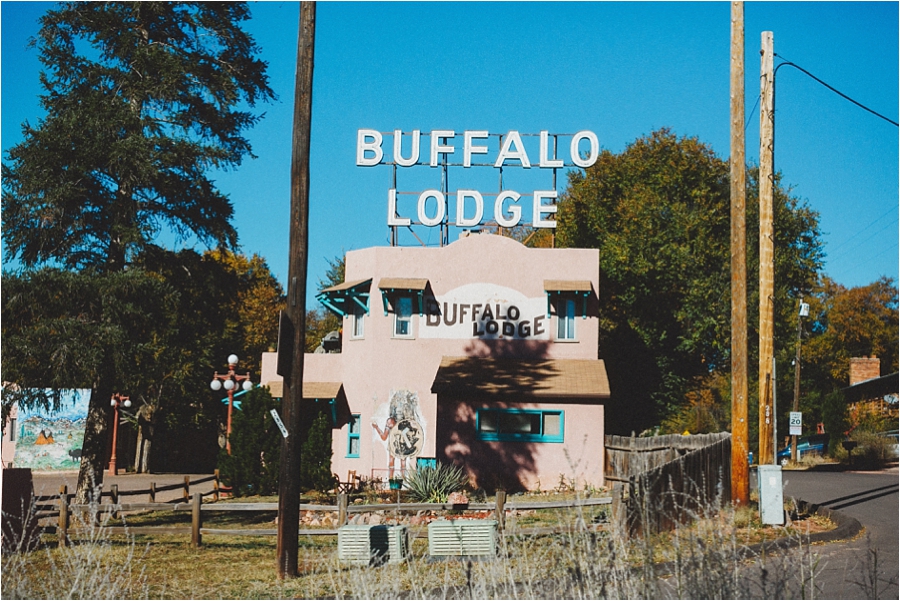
[789,411,802,436]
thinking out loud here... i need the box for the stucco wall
[262,233,606,490]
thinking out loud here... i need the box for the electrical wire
[745,94,761,131]
[774,53,899,127]
[826,205,898,256]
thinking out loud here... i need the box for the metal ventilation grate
[338,524,409,566]
[427,519,497,557]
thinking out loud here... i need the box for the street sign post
[789,411,802,436]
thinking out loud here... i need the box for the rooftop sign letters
[357,129,599,230]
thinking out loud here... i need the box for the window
[557,298,576,340]
[476,408,564,443]
[394,296,413,337]
[351,306,365,339]
[347,414,361,457]
[9,418,16,442]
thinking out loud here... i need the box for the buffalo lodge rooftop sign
[356,129,599,239]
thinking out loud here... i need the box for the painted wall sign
[419,283,548,341]
[14,390,90,471]
[357,129,599,229]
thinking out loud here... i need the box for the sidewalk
[29,471,216,503]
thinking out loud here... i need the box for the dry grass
[2,489,843,600]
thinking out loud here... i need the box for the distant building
[845,356,899,422]
[261,233,610,491]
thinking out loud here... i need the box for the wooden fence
[611,433,732,535]
[605,432,731,482]
[44,488,613,549]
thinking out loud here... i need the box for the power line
[774,54,899,127]
[826,205,899,256]
[745,94,761,131]
[827,216,899,266]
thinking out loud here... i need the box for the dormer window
[557,297,576,340]
[394,296,413,337]
[544,280,592,342]
[379,278,430,340]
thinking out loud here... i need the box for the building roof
[318,278,372,294]
[842,372,899,404]
[431,356,610,399]
[265,381,343,399]
[544,280,593,293]
[378,277,429,291]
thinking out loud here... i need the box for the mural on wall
[371,388,426,479]
[14,390,90,471]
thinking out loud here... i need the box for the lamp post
[109,394,132,476]
[210,354,254,454]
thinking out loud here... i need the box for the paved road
[782,468,899,599]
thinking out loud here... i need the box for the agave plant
[403,461,469,503]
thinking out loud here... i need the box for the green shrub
[403,461,468,503]
[217,387,282,496]
[300,410,334,493]
[833,429,896,470]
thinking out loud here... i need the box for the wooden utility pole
[791,298,805,462]
[758,31,775,465]
[729,1,749,506]
[277,1,315,579]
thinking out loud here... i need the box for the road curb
[793,499,864,544]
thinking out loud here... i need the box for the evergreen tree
[218,387,282,496]
[300,411,334,493]
[2,2,273,502]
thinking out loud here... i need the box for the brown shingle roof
[319,278,371,294]
[431,356,609,399]
[265,381,342,399]
[378,277,429,291]
[544,280,593,293]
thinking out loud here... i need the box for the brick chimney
[849,356,880,385]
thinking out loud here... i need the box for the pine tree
[2,2,273,502]
[218,387,282,496]
[300,411,334,493]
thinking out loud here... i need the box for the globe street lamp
[109,394,132,476]
[210,354,254,454]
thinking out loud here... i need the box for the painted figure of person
[372,416,402,479]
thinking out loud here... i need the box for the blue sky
[3,2,898,307]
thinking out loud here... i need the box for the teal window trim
[381,288,424,316]
[557,298,576,340]
[309,398,337,425]
[545,290,589,320]
[347,414,361,458]
[316,279,372,318]
[476,408,565,443]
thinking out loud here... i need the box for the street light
[210,355,254,454]
[109,394,132,476]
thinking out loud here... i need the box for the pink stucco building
[260,233,609,491]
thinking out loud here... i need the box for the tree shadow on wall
[435,339,559,493]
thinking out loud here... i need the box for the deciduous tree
[557,129,823,435]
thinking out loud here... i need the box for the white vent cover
[428,519,497,557]
[338,525,409,566]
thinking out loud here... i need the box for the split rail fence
[23,433,731,548]
[36,486,613,549]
